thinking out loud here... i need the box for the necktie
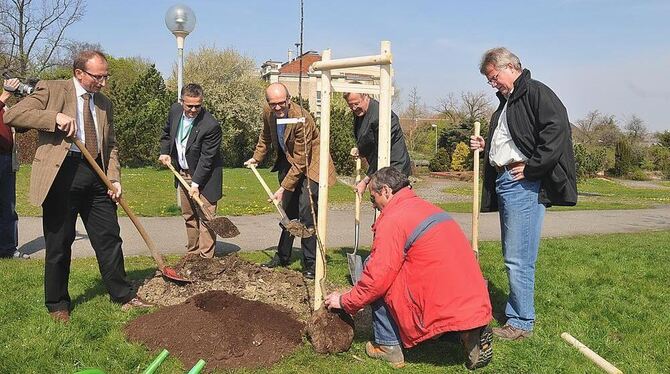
[82,93,98,156]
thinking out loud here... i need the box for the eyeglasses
[267,99,288,109]
[486,66,507,86]
[183,103,202,110]
[82,70,110,83]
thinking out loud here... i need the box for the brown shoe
[365,341,405,368]
[49,310,70,323]
[460,325,493,370]
[492,324,532,340]
[121,296,153,311]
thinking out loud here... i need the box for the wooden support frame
[310,41,394,310]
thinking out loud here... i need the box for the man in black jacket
[470,47,577,340]
[344,92,411,196]
[159,83,223,258]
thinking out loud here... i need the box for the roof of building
[279,51,321,75]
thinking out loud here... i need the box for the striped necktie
[82,93,98,156]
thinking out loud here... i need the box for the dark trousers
[0,154,18,255]
[42,155,133,312]
[276,156,319,271]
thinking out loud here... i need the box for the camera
[2,71,38,96]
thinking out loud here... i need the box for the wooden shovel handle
[70,138,166,270]
[247,163,286,218]
[472,122,481,259]
[354,157,362,223]
[165,162,214,220]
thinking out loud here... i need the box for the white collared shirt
[175,114,195,170]
[70,78,100,153]
[489,101,527,167]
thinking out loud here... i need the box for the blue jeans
[496,169,545,331]
[0,154,18,255]
[372,299,402,346]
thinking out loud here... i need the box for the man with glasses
[159,83,223,258]
[325,167,493,370]
[244,83,336,279]
[343,92,411,196]
[5,50,151,323]
[470,47,577,340]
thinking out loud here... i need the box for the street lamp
[431,123,438,153]
[165,4,196,102]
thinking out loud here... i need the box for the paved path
[17,205,670,259]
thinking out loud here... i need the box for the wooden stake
[561,333,623,374]
[472,121,481,259]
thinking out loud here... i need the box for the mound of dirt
[306,306,354,353]
[137,254,313,321]
[124,290,304,371]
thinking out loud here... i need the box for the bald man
[244,83,336,279]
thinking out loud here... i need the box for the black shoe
[302,269,315,279]
[261,255,289,268]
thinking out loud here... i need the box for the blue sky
[68,0,670,131]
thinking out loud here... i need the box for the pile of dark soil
[125,290,304,371]
[137,254,312,320]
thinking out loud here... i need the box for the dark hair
[181,83,204,98]
[72,50,107,72]
[370,166,410,194]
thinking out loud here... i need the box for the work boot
[365,341,405,368]
[261,255,289,268]
[460,325,493,370]
[492,324,532,341]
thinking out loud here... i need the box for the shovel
[247,164,313,238]
[70,138,191,283]
[165,162,240,238]
[347,156,364,284]
[472,121,481,261]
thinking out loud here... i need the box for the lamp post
[165,4,196,102]
[431,123,438,153]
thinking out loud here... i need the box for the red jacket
[341,188,492,347]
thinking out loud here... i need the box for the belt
[495,161,524,173]
[66,150,84,159]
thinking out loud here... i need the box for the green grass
[16,166,355,217]
[438,177,670,213]
[1,231,669,373]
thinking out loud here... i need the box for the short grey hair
[370,167,410,194]
[479,47,522,74]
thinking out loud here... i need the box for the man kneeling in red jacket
[325,167,493,370]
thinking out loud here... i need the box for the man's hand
[354,176,369,197]
[272,186,285,203]
[324,292,343,310]
[243,158,257,167]
[350,147,359,158]
[508,162,526,181]
[470,135,485,151]
[158,154,171,166]
[56,113,77,138]
[189,184,200,198]
[3,78,19,93]
[108,182,122,202]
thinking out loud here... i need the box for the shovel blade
[347,253,363,285]
[208,216,240,238]
[161,266,192,283]
[280,218,314,238]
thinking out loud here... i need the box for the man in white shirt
[471,47,577,340]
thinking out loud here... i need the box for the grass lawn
[1,231,669,373]
[15,166,355,217]
[437,177,670,213]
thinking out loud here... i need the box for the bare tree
[400,86,432,153]
[624,114,647,143]
[0,0,86,76]
[574,110,617,146]
[434,91,493,126]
